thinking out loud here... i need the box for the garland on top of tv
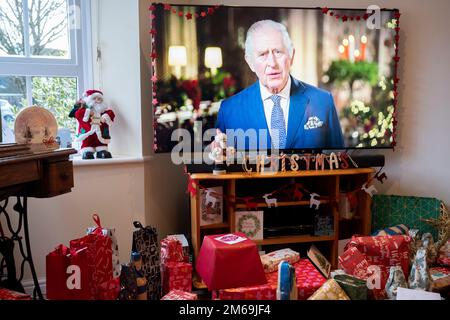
[149,4,401,150]
[183,161,388,212]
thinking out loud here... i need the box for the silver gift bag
[385,266,408,300]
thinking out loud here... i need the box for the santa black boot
[82,151,95,159]
[96,150,112,159]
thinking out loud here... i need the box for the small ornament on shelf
[69,89,115,159]
[208,129,234,175]
[361,182,377,197]
[262,193,277,208]
[310,193,321,210]
[375,171,388,184]
[241,196,259,211]
[291,183,304,201]
[200,186,223,226]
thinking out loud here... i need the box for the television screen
[151,4,398,153]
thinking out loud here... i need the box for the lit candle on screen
[338,45,345,60]
[348,35,355,63]
[360,35,367,61]
[354,49,361,62]
[342,38,349,60]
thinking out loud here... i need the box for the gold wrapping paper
[307,279,350,300]
[260,248,300,273]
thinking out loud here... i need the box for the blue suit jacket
[216,76,344,150]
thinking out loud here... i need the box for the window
[0,0,92,145]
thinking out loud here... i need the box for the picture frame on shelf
[307,244,332,279]
[235,211,264,240]
[200,186,223,226]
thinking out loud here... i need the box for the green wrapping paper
[333,274,368,300]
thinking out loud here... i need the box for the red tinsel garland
[149,3,222,152]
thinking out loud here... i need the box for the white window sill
[71,154,152,167]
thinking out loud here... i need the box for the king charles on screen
[216,19,344,150]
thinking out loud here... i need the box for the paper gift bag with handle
[70,223,113,299]
[132,221,161,300]
[46,244,91,300]
[87,213,121,278]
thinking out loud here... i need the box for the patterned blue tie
[270,95,287,149]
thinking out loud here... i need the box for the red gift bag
[70,229,113,299]
[46,244,91,300]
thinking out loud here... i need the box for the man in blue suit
[216,20,344,150]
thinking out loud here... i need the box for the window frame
[0,0,93,105]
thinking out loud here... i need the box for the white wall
[17,0,450,283]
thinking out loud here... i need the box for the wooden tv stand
[189,168,375,275]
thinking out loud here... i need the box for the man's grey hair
[245,20,294,62]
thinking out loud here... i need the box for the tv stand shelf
[189,168,375,279]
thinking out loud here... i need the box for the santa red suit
[74,90,115,159]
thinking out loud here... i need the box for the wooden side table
[0,147,77,299]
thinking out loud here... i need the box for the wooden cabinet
[189,168,375,274]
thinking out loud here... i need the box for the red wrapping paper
[161,237,186,264]
[70,231,113,299]
[46,244,91,300]
[338,247,371,280]
[218,259,326,300]
[162,262,192,294]
[345,235,411,279]
[196,233,267,290]
[161,289,198,300]
[341,235,411,300]
[0,288,32,300]
[97,278,120,300]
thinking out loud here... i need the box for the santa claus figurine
[70,89,115,159]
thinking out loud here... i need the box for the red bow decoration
[43,136,56,146]
[241,197,259,211]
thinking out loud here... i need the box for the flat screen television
[151,4,399,154]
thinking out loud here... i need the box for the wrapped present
[97,278,120,300]
[0,288,31,300]
[307,279,350,300]
[344,235,411,300]
[372,224,409,236]
[87,214,121,278]
[162,261,192,295]
[70,231,113,299]
[167,234,190,263]
[277,261,297,300]
[385,266,408,300]
[161,289,198,300]
[345,235,411,280]
[334,274,368,300]
[196,233,266,290]
[408,248,430,291]
[430,267,450,293]
[132,221,161,300]
[307,244,331,278]
[260,248,300,273]
[437,240,450,267]
[46,244,92,300]
[421,233,438,265]
[338,247,371,280]
[118,264,138,300]
[161,236,185,264]
[219,259,326,300]
[330,269,346,278]
[371,195,441,240]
